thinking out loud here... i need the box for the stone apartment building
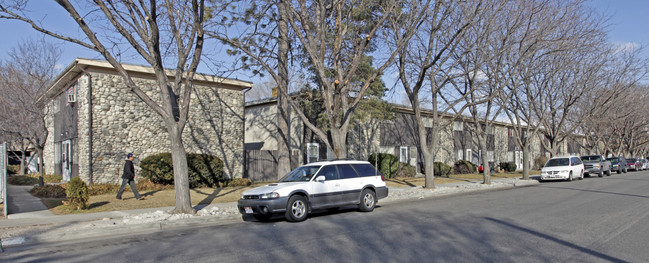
[43,58,253,184]
[244,97,587,180]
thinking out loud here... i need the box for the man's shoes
[116,197,122,200]
[137,197,145,200]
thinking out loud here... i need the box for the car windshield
[278,165,322,182]
[628,158,637,162]
[581,156,601,161]
[607,158,619,162]
[544,158,570,167]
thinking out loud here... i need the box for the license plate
[244,207,253,214]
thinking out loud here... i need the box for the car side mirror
[315,176,326,182]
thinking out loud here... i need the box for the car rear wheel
[606,169,611,176]
[285,195,308,222]
[358,189,376,212]
[579,171,584,180]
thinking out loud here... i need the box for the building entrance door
[61,140,72,181]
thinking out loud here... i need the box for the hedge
[368,153,399,179]
[140,153,225,188]
[434,162,452,177]
[499,162,517,172]
[396,162,416,178]
[454,160,477,174]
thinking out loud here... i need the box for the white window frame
[400,147,408,163]
[306,143,319,164]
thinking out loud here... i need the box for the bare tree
[209,0,293,177]
[1,0,207,214]
[495,0,602,179]
[273,0,429,159]
[578,45,649,156]
[394,0,483,189]
[0,38,60,185]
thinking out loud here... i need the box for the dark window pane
[337,164,360,179]
[352,163,381,177]
[317,165,339,181]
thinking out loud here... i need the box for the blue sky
[0,1,648,81]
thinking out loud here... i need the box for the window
[307,143,319,163]
[337,164,359,179]
[317,165,339,181]
[67,82,77,104]
[508,128,514,137]
[400,147,408,163]
[453,121,463,131]
[352,164,381,177]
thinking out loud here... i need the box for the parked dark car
[607,157,628,174]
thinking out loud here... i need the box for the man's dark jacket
[122,160,135,180]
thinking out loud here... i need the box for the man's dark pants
[116,178,141,199]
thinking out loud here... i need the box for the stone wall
[44,102,55,176]
[79,72,244,184]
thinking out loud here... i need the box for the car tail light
[381,174,385,181]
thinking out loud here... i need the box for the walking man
[116,153,143,200]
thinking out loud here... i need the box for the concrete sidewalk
[6,184,53,218]
[0,177,539,251]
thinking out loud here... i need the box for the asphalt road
[3,171,649,262]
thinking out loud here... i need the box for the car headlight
[593,164,601,169]
[260,192,280,199]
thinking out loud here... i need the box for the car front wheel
[285,195,308,222]
[568,172,573,181]
[358,189,376,212]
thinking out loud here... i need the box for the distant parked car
[581,155,612,177]
[540,156,584,181]
[627,158,641,171]
[640,158,649,170]
[607,156,628,174]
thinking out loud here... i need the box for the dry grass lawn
[39,171,539,215]
[386,171,539,188]
[45,183,267,215]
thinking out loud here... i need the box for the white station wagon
[237,160,389,222]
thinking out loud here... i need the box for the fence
[245,150,279,182]
[244,150,301,182]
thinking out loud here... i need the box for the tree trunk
[479,139,491,185]
[36,147,44,186]
[424,129,440,189]
[422,148,435,189]
[331,127,347,159]
[168,124,193,214]
[522,144,530,180]
[276,3,291,178]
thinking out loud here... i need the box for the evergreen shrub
[140,153,225,188]
[368,153,399,179]
[66,177,89,210]
[499,162,517,172]
[434,162,452,177]
[396,162,416,178]
[454,160,477,174]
